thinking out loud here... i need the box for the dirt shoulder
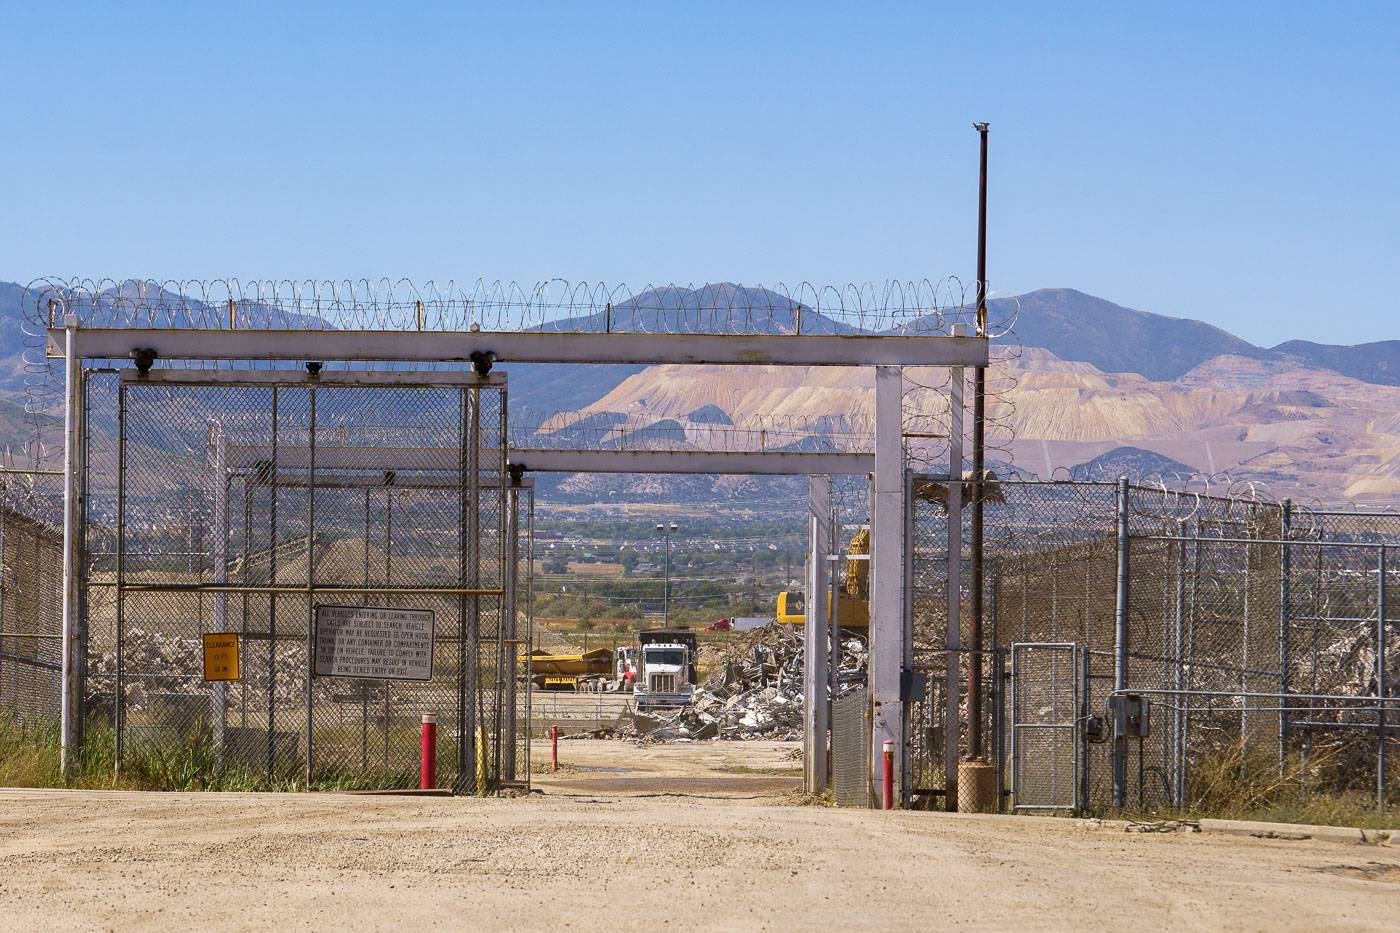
[0,740,1394,932]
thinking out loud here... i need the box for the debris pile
[90,627,350,713]
[621,622,867,742]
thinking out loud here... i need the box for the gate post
[945,349,965,810]
[213,431,228,766]
[803,475,830,792]
[869,366,905,807]
[504,485,519,783]
[1113,476,1130,808]
[60,314,81,778]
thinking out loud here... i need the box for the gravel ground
[0,740,1394,932]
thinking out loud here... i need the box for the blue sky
[2,1,1396,346]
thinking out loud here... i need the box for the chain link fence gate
[79,368,524,793]
[1010,643,1083,811]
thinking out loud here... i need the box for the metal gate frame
[87,367,522,793]
[1010,642,1084,811]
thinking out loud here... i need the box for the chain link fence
[910,479,1399,813]
[0,470,65,723]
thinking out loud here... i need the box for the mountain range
[2,279,1397,503]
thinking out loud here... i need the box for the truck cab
[633,642,695,709]
[614,644,639,691]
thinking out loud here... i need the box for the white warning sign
[313,605,435,681]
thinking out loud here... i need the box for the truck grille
[649,673,677,694]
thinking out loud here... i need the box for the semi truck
[520,627,699,702]
[633,627,698,709]
[633,642,695,709]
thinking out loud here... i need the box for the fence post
[1379,544,1387,813]
[59,315,80,779]
[0,482,6,710]
[1173,518,1187,807]
[991,566,1004,813]
[1079,646,1091,812]
[213,432,228,767]
[1113,477,1130,809]
[304,386,317,788]
[902,469,915,808]
[1279,499,1292,772]
[503,486,518,784]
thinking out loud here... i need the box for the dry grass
[0,716,402,793]
[1113,739,1400,830]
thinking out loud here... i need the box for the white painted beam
[54,328,990,368]
[119,369,506,387]
[510,448,874,476]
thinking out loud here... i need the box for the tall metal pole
[968,121,989,762]
[657,524,676,625]
[59,314,79,778]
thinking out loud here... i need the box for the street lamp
[656,523,678,625]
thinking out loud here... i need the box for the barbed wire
[0,469,65,535]
[23,276,1007,335]
[20,275,1008,453]
[903,294,1022,476]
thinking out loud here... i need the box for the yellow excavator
[775,527,870,628]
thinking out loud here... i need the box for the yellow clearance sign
[203,633,240,681]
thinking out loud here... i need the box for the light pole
[656,523,678,625]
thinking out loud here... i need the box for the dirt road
[0,740,1393,932]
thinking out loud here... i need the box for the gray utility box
[1108,694,1151,738]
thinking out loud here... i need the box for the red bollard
[551,725,559,772]
[421,712,437,790]
[882,739,895,810]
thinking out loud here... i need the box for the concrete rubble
[620,622,867,742]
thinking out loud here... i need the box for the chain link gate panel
[1011,642,1083,811]
[831,686,869,807]
[505,482,533,788]
[101,371,517,793]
